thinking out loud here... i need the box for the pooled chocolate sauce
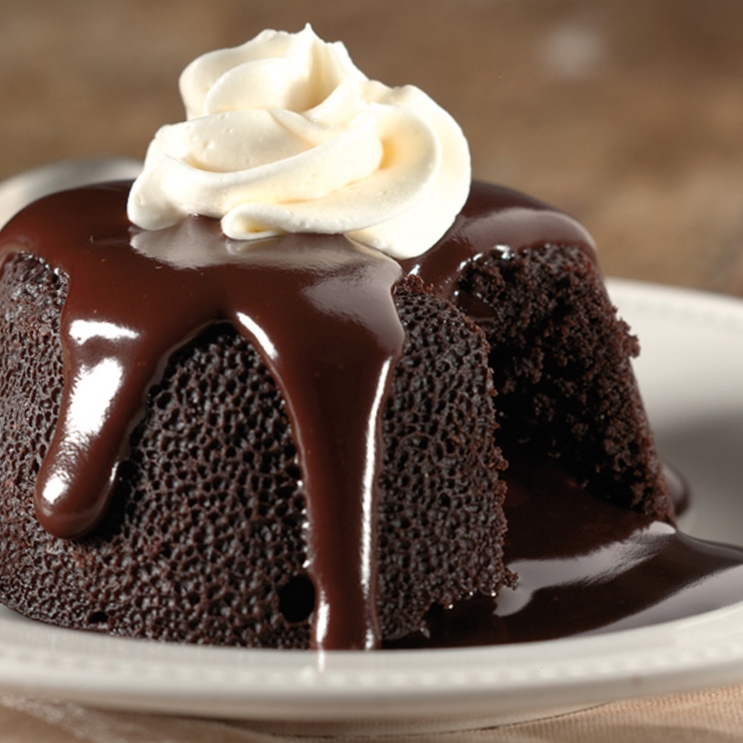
[388,462,743,648]
[1,179,742,650]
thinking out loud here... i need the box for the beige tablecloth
[2,684,743,743]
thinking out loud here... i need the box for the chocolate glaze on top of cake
[400,181,597,303]
[2,179,743,650]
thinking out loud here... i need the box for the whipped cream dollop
[127,25,471,259]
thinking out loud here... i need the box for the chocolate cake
[0,178,677,649]
[5,26,737,651]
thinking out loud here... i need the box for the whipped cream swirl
[127,25,471,259]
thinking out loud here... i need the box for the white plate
[1,278,743,735]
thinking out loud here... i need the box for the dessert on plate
[0,26,739,650]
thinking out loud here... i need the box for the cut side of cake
[459,243,669,519]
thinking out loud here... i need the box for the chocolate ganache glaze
[2,179,743,650]
[400,181,597,298]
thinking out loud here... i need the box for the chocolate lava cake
[0,179,672,649]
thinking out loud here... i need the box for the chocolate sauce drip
[0,182,404,650]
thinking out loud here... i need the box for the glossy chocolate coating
[0,182,404,650]
[400,181,597,302]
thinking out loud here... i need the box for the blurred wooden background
[1,0,742,292]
